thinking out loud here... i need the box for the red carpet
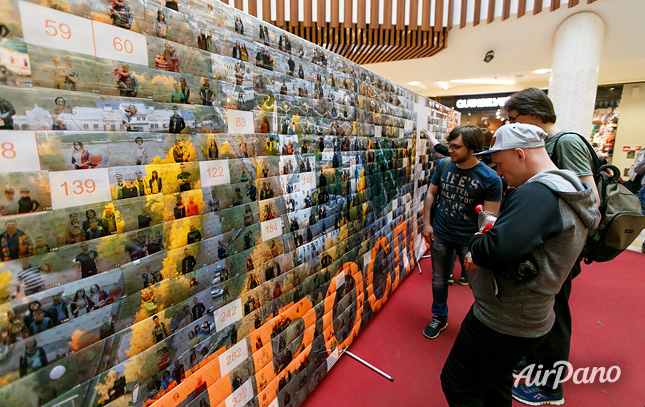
[301,250,645,407]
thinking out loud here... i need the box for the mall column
[548,12,606,135]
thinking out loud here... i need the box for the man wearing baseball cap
[440,123,600,406]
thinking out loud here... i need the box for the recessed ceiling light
[450,78,516,85]
[437,81,450,90]
[407,81,420,86]
[533,68,551,74]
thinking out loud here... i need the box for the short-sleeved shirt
[431,160,502,245]
[546,132,595,177]
[75,250,99,278]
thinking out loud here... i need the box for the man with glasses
[503,88,599,405]
[422,124,502,339]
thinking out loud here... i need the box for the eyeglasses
[448,143,464,151]
[507,113,521,123]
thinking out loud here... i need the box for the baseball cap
[474,123,547,155]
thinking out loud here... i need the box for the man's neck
[541,122,561,138]
[456,155,480,170]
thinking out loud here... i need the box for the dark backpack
[551,132,645,263]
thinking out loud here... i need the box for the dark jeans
[524,260,578,391]
[431,235,469,319]
[441,308,547,407]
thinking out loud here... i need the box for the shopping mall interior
[0,0,643,406]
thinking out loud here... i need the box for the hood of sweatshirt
[527,169,601,231]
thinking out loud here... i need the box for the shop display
[0,0,455,406]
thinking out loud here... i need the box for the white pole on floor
[343,350,394,382]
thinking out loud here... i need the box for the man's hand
[464,252,477,271]
[422,129,440,147]
[422,223,434,244]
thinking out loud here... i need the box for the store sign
[455,97,510,109]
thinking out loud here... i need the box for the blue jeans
[431,235,470,320]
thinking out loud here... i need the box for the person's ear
[515,148,526,161]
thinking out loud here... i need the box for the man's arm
[483,200,501,216]
[422,184,439,243]
[580,175,600,207]
[470,184,563,272]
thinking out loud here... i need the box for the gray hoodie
[469,169,601,338]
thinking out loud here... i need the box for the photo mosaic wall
[0,0,457,406]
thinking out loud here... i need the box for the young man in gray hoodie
[440,123,600,407]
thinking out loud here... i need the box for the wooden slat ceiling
[226,0,596,65]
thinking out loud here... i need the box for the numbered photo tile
[165,240,208,279]
[0,85,35,130]
[191,15,226,55]
[28,87,107,131]
[112,278,175,332]
[192,76,227,108]
[254,156,280,180]
[210,55,253,88]
[60,267,125,319]
[1,283,67,338]
[95,59,153,99]
[120,249,167,295]
[118,223,166,266]
[149,69,199,105]
[143,1,195,46]
[36,131,109,171]
[156,161,200,195]
[157,133,199,163]
[199,211,223,239]
[256,177,283,202]
[0,39,32,87]
[279,135,299,155]
[161,214,205,252]
[225,84,274,112]
[161,188,205,222]
[251,65,274,91]
[107,132,164,166]
[192,133,231,161]
[51,236,121,282]
[0,0,23,41]
[0,171,52,216]
[188,104,227,134]
[231,134,263,159]
[209,205,241,234]
[108,165,160,200]
[254,110,275,134]
[0,304,115,392]
[87,0,146,32]
[201,183,232,212]
[146,36,210,78]
[27,45,96,93]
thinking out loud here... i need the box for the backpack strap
[435,157,451,181]
[549,131,603,175]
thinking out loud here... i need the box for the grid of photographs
[0,0,456,406]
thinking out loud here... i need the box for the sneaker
[513,357,529,374]
[512,384,564,406]
[423,315,447,339]
[458,275,469,286]
[448,274,454,285]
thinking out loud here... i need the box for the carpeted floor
[301,249,645,407]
